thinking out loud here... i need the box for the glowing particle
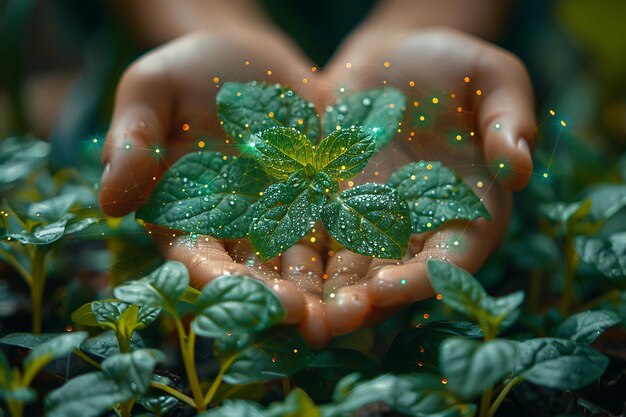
[124,144,130,150]
[223,155,228,160]
[212,76,219,83]
[561,120,567,127]
[410,175,416,180]
[259,191,264,196]
[436,293,443,300]
[271,357,277,363]
[245,60,250,65]
[348,181,354,187]
[322,273,329,280]
[198,141,205,148]
[543,172,549,178]
[311,257,316,262]
[450,93,456,99]
[419,346,426,353]
[310,237,316,243]
[426,222,432,228]
[476,89,482,96]
[457,107,462,113]
[419,115,425,121]
[268,112,275,118]
[432,97,439,104]
[470,131,475,136]
[65,324,73,332]
[400,278,407,285]
[329,293,336,299]
[464,76,470,83]
[383,61,391,68]
[236,91,241,97]
[423,175,428,181]
[267,70,272,76]
[426,163,432,170]
[335,125,341,130]
[249,142,256,147]
[293,349,298,353]
[413,100,419,107]
[302,78,308,84]
[418,361,424,367]
[549,109,555,116]
[345,62,352,69]
[92,138,98,143]
[389,103,395,109]
[499,163,505,168]
[423,313,429,319]
[453,240,459,246]
[409,80,415,87]
[441,378,448,385]
[374,171,379,176]
[495,123,501,129]
[297,119,304,125]
[456,134,462,141]
[477,181,484,188]
[311,66,317,72]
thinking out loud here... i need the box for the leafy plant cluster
[137,82,490,260]
[1,80,625,417]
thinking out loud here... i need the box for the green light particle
[400,279,407,285]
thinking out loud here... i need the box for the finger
[323,250,372,336]
[227,240,305,325]
[281,242,330,347]
[475,52,536,191]
[99,58,176,217]
[151,230,250,289]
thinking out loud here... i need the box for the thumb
[99,61,174,217]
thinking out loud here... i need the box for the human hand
[315,28,535,336]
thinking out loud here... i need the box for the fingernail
[100,162,111,184]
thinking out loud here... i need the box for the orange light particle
[464,76,470,83]
[413,101,419,107]
[436,293,442,300]
[423,313,430,319]
[409,80,415,87]
[182,123,190,131]
[476,89,482,96]
[383,61,391,68]
[322,273,329,280]
[212,77,219,83]
[198,141,205,148]
[457,107,463,113]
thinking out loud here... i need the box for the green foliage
[555,310,621,344]
[217,81,321,147]
[513,338,609,389]
[575,232,626,280]
[323,88,406,149]
[314,128,375,179]
[321,183,411,258]
[0,136,50,192]
[136,152,271,238]
[388,161,491,233]
[192,274,285,338]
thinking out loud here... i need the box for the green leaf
[0,386,37,403]
[214,327,313,385]
[540,199,592,224]
[0,333,57,350]
[314,127,375,180]
[249,172,326,261]
[265,388,320,417]
[102,349,165,395]
[321,183,411,259]
[388,161,491,233]
[514,338,609,390]
[192,274,285,338]
[427,260,524,328]
[585,184,626,221]
[575,232,626,280]
[6,215,97,246]
[114,261,189,311]
[72,300,160,330]
[250,127,315,178]
[45,371,132,417]
[80,331,145,360]
[137,152,271,238]
[198,400,264,417]
[555,310,621,344]
[321,373,475,417]
[0,136,50,191]
[217,81,320,147]
[323,88,406,149]
[440,337,516,398]
[24,332,88,373]
[136,375,179,415]
[14,194,76,223]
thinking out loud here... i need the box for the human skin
[99,0,535,347]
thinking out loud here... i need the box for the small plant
[137,81,490,260]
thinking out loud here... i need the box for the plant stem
[488,376,523,417]
[203,355,236,407]
[479,387,493,417]
[573,289,622,313]
[560,235,579,315]
[150,381,197,408]
[7,399,23,417]
[30,249,47,333]
[282,377,291,397]
[0,247,32,286]
[119,399,134,417]
[173,316,206,411]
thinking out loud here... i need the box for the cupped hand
[99,30,337,346]
[316,28,536,337]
